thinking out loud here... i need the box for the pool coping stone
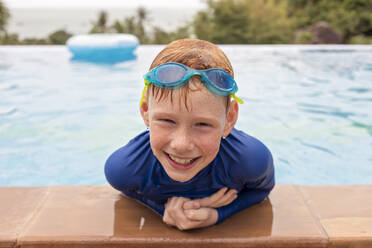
[0,185,371,248]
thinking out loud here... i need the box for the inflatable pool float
[66,34,139,63]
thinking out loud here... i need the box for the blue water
[1,45,372,186]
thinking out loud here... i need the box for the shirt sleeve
[105,131,166,215]
[215,131,275,224]
[121,189,165,216]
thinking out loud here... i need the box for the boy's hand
[163,197,218,230]
[183,187,238,210]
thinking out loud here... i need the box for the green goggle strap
[139,80,151,107]
[140,80,244,106]
[231,93,244,104]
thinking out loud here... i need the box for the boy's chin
[162,165,199,183]
[167,172,195,183]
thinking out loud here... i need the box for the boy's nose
[170,128,195,153]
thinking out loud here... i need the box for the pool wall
[1,184,371,247]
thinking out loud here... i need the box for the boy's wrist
[215,208,223,224]
[210,208,219,225]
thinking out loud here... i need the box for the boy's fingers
[164,196,209,230]
[210,189,238,208]
[183,200,200,210]
[216,191,238,207]
[198,187,228,207]
[184,209,209,221]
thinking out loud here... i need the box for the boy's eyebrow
[151,112,175,119]
[152,112,220,124]
[192,116,219,124]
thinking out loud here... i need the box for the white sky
[4,0,204,9]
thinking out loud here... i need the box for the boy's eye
[196,122,210,127]
[160,119,175,124]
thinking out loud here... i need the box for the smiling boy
[105,39,275,230]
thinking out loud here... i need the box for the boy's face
[140,83,238,182]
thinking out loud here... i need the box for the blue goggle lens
[156,65,186,83]
[205,69,233,91]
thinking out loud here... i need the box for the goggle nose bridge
[187,71,207,82]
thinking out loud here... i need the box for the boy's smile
[140,81,238,182]
[166,152,201,170]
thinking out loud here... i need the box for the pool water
[1,45,372,186]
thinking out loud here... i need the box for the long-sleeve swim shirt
[104,128,275,224]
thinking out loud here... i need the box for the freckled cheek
[149,126,172,156]
[197,136,221,157]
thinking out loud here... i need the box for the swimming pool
[1,45,371,186]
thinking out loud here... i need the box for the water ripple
[350,97,372,102]
[351,121,372,136]
[299,108,354,119]
[348,87,370,93]
[294,138,336,156]
[307,76,330,84]
[0,108,18,116]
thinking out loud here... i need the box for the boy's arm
[122,189,165,216]
[215,149,275,223]
[215,187,272,223]
[186,142,275,224]
[185,178,274,224]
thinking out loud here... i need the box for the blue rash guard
[104,128,275,224]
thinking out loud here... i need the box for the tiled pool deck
[1,185,371,248]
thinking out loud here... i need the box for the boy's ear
[223,100,239,137]
[140,101,150,127]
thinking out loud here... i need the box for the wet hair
[146,39,234,110]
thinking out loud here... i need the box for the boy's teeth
[169,155,194,165]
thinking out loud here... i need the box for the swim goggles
[140,62,243,106]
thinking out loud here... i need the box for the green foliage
[287,0,372,43]
[48,29,73,44]
[111,7,150,44]
[113,17,136,34]
[111,6,190,44]
[0,33,19,44]
[194,0,294,44]
[90,11,109,33]
[2,0,372,45]
[295,31,312,44]
[348,35,372,44]
[0,0,10,34]
[152,25,190,44]
[193,11,213,41]
[22,38,49,45]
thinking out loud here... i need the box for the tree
[0,33,19,45]
[90,11,109,33]
[152,25,190,44]
[22,38,49,45]
[111,7,150,43]
[48,29,73,44]
[193,0,294,44]
[135,7,147,42]
[0,0,10,35]
[287,0,372,42]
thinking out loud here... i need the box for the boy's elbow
[261,151,275,192]
[265,150,275,188]
[104,154,129,191]
[250,146,275,191]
